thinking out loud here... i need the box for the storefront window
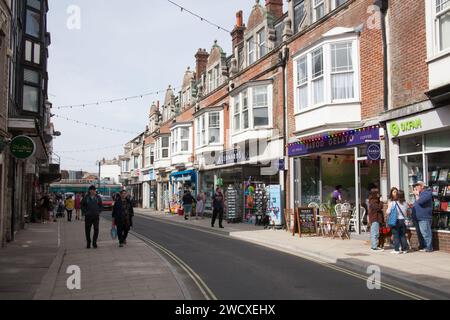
[400,136,423,154]
[400,154,424,203]
[301,158,321,205]
[425,131,450,152]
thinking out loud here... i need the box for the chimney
[265,0,283,19]
[195,49,209,81]
[231,11,245,48]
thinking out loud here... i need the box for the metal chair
[334,204,342,217]
[360,206,368,233]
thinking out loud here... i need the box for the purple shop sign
[288,127,380,157]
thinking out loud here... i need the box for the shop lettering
[390,119,422,137]
[305,135,355,150]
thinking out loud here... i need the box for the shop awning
[169,170,197,183]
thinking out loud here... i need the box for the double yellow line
[131,231,218,301]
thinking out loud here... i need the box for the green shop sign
[10,135,36,159]
[389,118,423,138]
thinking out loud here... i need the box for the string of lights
[165,0,273,51]
[55,87,178,110]
[55,144,125,154]
[53,114,143,135]
[166,0,231,33]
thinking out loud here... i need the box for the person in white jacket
[386,189,410,254]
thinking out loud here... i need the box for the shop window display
[427,151,450,230]
[400,154,424,203]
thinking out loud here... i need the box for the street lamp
[96,160,102,192]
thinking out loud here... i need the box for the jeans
[212,208,224,227]
[370,222,380,249]
[413,218,426,249]
[85,215,99,245]
[418,220,433,251]
[392,220,409,252]
[117,224,130,244]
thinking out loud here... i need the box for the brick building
[381,0,450,252]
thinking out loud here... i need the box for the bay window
[253,87,269,126]
[232,84,272,133]
[195,111,223,148]
[294,38,358,113]
[26,9,40,38]
[209,112,220,143]
[171,127,191,154]
[296,56,308,110]
[161,137,169,159]
[331,42,354,100]
[436,0,450,51]
[23,68,40,113]
[312,48,324,105]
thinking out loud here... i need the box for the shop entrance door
[356,146,381,234]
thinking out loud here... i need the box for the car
[101,195,114,210]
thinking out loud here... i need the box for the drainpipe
[279,47,289,226]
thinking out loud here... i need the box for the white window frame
[171,126,191,155]
[247,37,255,66]
[145,145,151,167]
[231,84,273,134]
[195,111,223,149]
[257,28,266,59]
[293,37,360,114]
[160,136,170,159]
[313,0,325,22]
[435,0,450,53]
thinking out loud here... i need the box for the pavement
[135,208,450,298]
[0,216,189,300]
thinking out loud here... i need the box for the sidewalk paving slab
[1,217,191,300]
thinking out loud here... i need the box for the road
[112,214,431,300]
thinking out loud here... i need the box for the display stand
[226,185,243,223]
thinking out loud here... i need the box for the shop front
[288,126,382,233]
[387,106,450,252]
[141,169,157,210]
[169,170,197,214]
[198,146,280,223]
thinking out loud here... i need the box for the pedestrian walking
[182,190,196,220]
[39,194,51,224]
[412,181,433,252]
[75,193,82,221]
[386,189,410,254]
[112,190,134,248]
[81,185,103,249]
[368,190,385,252]
[211,187,225,229]
[65,195,75,222]
[195,192,206,220]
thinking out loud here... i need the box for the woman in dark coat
[368,190,385,252]
[112,190,134,247]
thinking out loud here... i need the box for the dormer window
[313,0,325,22]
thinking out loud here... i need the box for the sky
[48,0,277,172]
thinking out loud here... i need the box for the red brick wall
[388,0,429,109]
[409,230,450,253]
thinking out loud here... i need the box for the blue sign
[267,185,282,226]
[367,143,381,161]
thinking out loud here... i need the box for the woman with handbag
[386,189,410,254]
[368,190,385,252]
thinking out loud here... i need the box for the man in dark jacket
[81,185,103,249]
[413,182,433,252]
[182,190,196,220]
[112,190,134,247]
[211,186,225,229]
